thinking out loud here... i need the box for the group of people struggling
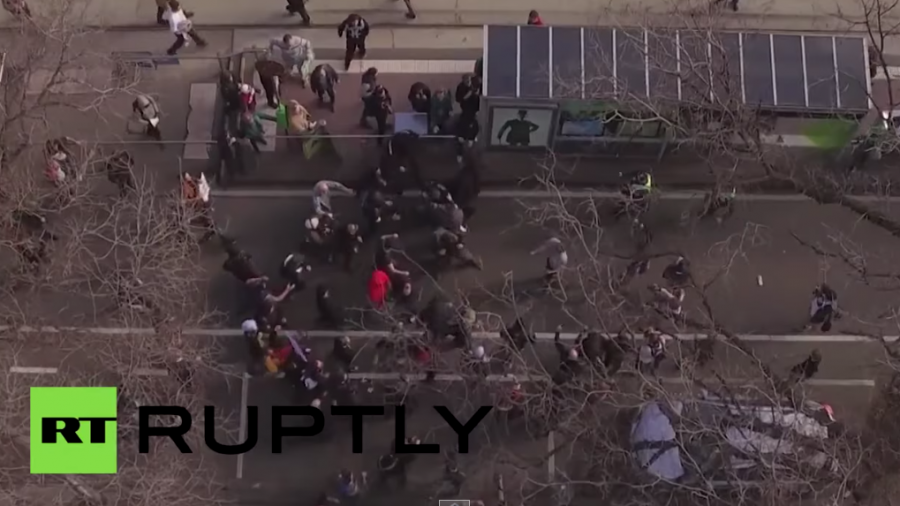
[220,129,485,330]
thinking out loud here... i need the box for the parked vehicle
[631,389,841,487]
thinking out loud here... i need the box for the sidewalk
[224,71,900,193]
[231,27,482,57]
[6,0,897,34]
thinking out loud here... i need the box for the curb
[82,21,886,34]
[12,12,894,35]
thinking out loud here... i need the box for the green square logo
[30,387,118,474]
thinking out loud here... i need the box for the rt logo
[30,387,117,474]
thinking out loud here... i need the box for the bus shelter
[480,25,872,156]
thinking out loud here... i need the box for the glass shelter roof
[483,25,872,113]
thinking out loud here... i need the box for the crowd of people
[207,129,507,502]
[28,120,836,506]
[211,145,741,399]
[206,30,488,185]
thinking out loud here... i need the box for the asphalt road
[234,372,544,504]
[10,191,900,501]
[12,27,900,505]
[207,195,900,337]
[1,327,881,502]
[191,192,900,497]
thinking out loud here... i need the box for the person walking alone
[164,1,207,56]
[338,13,369,70]
[132,94,163,143]
[285,0,311,25]
[807,284,839,332]
[531,237,567,287]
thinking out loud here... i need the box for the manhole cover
[111,60,140,87]
[111,51,157,69]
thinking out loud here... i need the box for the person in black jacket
[369,85,393,143]
[359,67,379,127]
[553,326,582,384]
[455,73,482,119]
[219,71,242,132]
[454,113,479,164]
[338,14,369,70]
[280,253,311,295]
[450,154,480,220]
[407,82,431,113]
[502,317,536,351]
[222,249,264,284]
[790,349,822,381]
[334,222,363,271]
[255,57,283,109]
[332,336,356,370]
[285,0,311,24]
[316,285,346,328]
[214,131,240,186]
[381,130,422,187]
[310,63,339,111]
[106,150,136,196]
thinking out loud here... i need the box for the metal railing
[113,52,248,62]
[73,134,459,145]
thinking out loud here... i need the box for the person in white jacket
[164,0,207,56]
[312,180,354,218]
[269,34,315,87]
[531,237,567,285]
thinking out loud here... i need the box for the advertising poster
[490,107,554,147]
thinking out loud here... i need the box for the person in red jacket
[238,83,258,113]
[527,10,543,25]
[368,268,391,309]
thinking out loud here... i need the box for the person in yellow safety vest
[629,172,653,197]
[627,172,652,200]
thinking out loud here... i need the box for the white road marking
[237,372,250,480]
[7,366,168,376]
[209,188,900,203]
[547,430,556,478]
[10,366,59,374]
[6,366,873,387]
[345,371,875,387]
[0,326,893,343]
[133,368,169,377]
